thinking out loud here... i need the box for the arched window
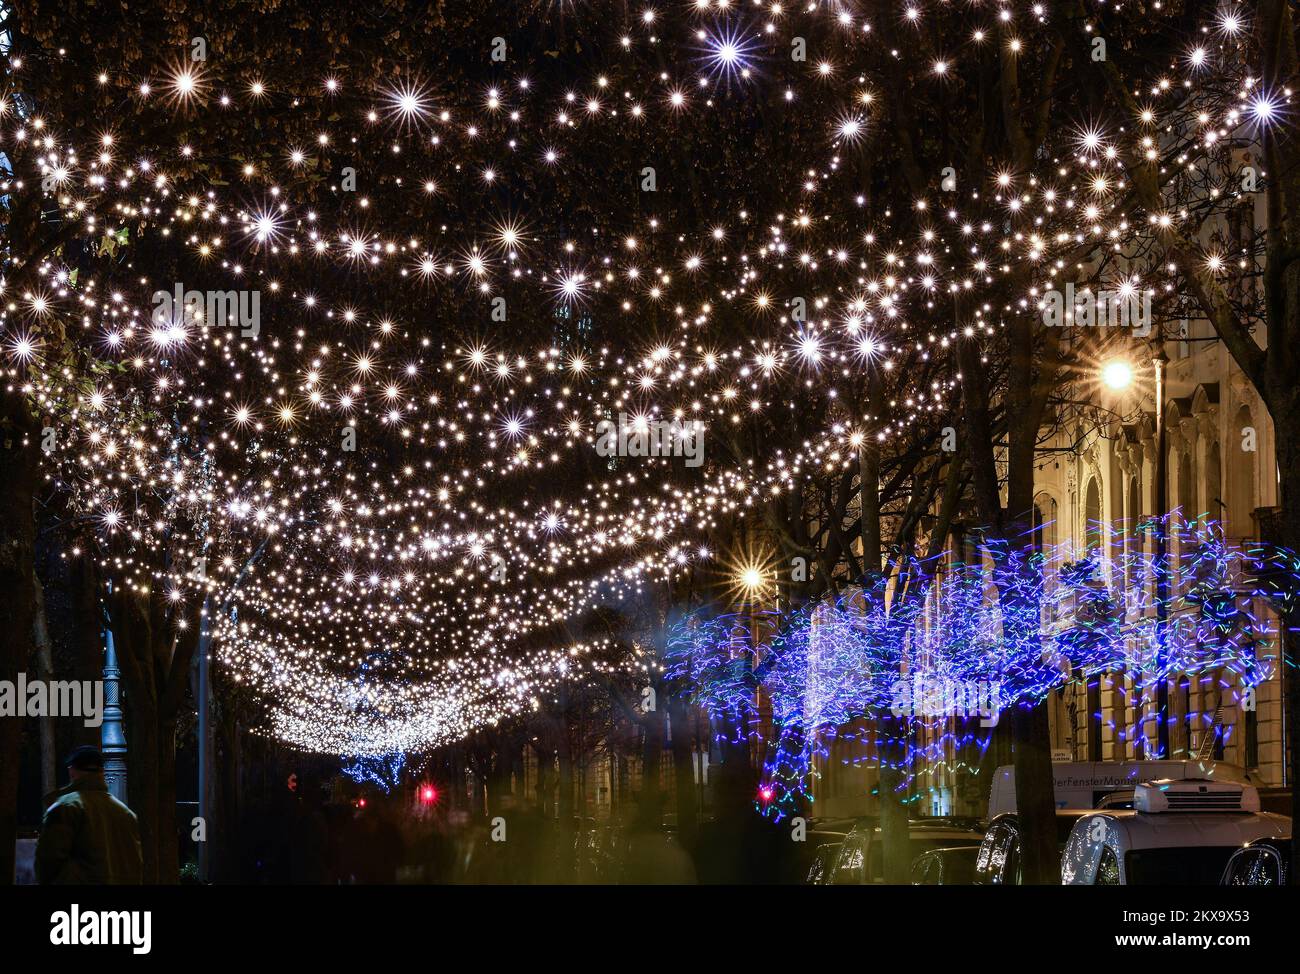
[1088,676,1103,761]
[1084,478,1102,554]
[1032,493,1057,554]
[1178,449,1196,523]
[1206,441,1222,527]
[1227,404,1257,538]
[1126,476,1141,589]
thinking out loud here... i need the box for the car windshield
[806,844,840,884]
[1223,846,1287,885]
[936,847,980,884]
[1125,847,1240,884]
[868,836,980,882]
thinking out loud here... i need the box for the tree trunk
[128,697,161,884]
[156,715,180,883]
[32,575,58,798]
[110,582,198,884]
[557,743,574,824]
[638,706,663,827]
[471,767,488,818]
[860,432,911,884]
[876,725,912,883]
[1002,517,1060,883]
[668,697,698,846]
[0,397,38,885]
[217,706,241,882]
[485,733,518,815]
[531,741,554,818]
[73,552,104,748]
[958,324,1060,883]
[556,707,576,881]
[1270,400,1300,885]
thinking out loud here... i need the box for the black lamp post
[1153,347,1170,758]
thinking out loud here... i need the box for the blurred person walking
[36,746,143,884]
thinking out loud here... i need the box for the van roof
[994,759,1253,784]
[988,760,1255,816]
[1082,810,1290,850]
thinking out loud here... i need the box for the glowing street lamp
[738,565,767,593]
[1096,350,1168,756]
[1100,359,1134,391]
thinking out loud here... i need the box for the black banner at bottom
[0,885,1290,960]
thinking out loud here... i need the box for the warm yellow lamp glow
[1101,360,1134,390]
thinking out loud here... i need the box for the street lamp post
[101,624,129,802]
[1100,353,1169,758]
[1153,348,1169,758]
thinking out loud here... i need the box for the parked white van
[1061,779,1289,885]
[988,760,1255,816]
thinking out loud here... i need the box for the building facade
[810,330,1288,820]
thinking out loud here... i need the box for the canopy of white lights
[3,2,1277,756]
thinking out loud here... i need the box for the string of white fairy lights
[2,1,1278,754]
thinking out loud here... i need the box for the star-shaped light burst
[1248,92,1281,128]
[551,270,589,307]
[247,206,286,246]
[701,24,761,83]
[835,113,867,145]
[793,330,824,369]
[499,411,531,441]
[165,62,209,106]
[491,217,528,257]
[383,81,433,128]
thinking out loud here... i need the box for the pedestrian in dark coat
[36,746,143,885]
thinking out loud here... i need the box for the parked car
[1062,779,1289,885]
[1094,789,1134,810]
[973,810,1094,884]
[828,819,984,884]
[776,825,850,884]
[805,840,843,885]
[575,824,624,883]
[1221,837,1291,886]
[988,760,1254,815]
[912,814,987,832]
[809,815,872,836]
[910,845,982,885]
